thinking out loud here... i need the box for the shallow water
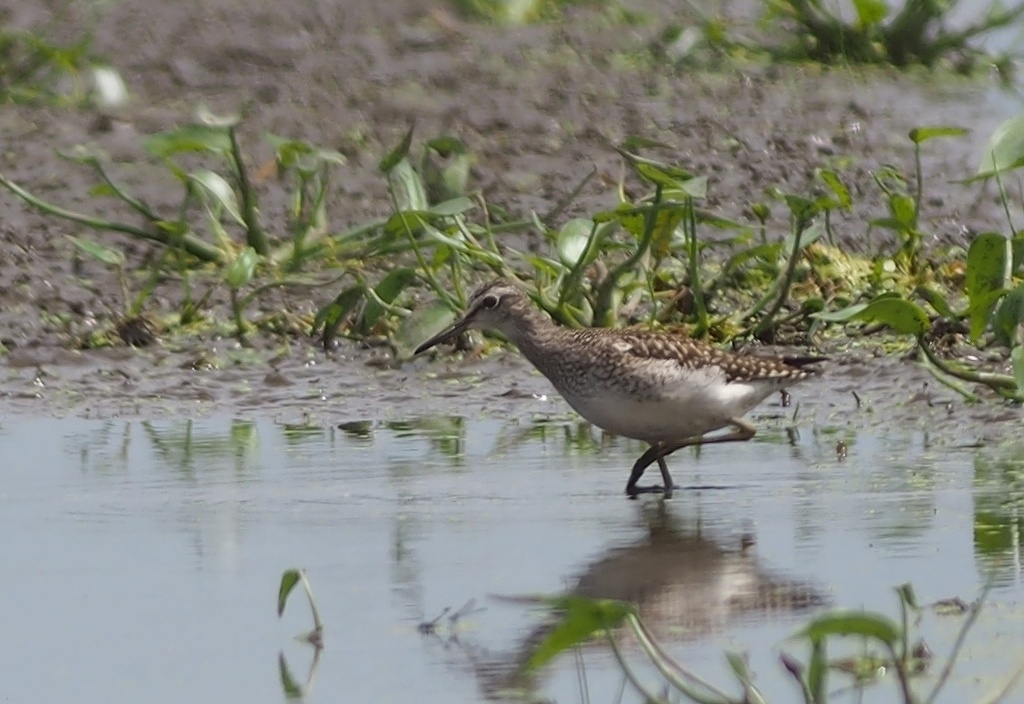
[2,413,1023,703]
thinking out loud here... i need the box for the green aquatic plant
[519,585,1018,704]
[278,568,324,648]
[814,119,1024,402]
[0,21,125,105]
[761,0,1024,70]
[0,109,350,338]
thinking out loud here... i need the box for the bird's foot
[626,484,677,499]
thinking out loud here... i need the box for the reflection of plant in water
[277,569,323,698]
[387,416,467,461]
[141,419,258,476]
[973,449,1024,585]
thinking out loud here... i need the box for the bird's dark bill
[414,319,470,355]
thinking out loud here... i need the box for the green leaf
[69,236,125,267]
[278,569,302,617]
[977,115,1024,177]
[992,283,1024,347]
[394,301,456,360]
[267,133,345,172]
[425,136,467,155]
[914,285,956,319]
[312,286,364,346]
[807,637,827,701]
[387,158,429,212]
[665,175,707,199]
[967,232,1011,341]
[908,126,969,144]
[429,197,475,217]
[784,194,820,225]
[818,169,852,209]
[856,296,932,335]
[889,194,917,230]
[379,123,415,173]
[557,218,596,267]
[190,170,244,226]
[278,652,302,698]
[421,224,504,267]
[796,610,901,646]
[225,247,260,289]
[894,583,919,610]
[853,0,888,27]
[1012,345,1024,396]
[811,302,870,323]
[524,596,633,671]
[633,161,696,190]
[360,267,417,334]
[1012,236,1024,274]
[383,210,432,238]
[144,124,232,159]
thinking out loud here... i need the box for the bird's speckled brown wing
[572,328,822,383]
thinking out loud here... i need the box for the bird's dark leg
[656,457,674,499]
[625,444,667,497]
[625,419,758,499]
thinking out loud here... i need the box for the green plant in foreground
[521,584,1020,704]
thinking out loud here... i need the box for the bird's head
[414,279,530,354]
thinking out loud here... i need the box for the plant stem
[751,214,808,337]
[918,337,1018,395]
[229,126,270,256]
[685,196,708,335]
[925,588,988,704]
[229,288,247,338]
[0,170,226,263]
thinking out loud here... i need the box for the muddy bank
[0,0,1020,434]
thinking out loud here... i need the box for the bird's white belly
[558,376,780,443]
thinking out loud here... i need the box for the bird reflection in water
[434,503,828,700]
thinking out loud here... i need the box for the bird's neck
[502,309,575,377]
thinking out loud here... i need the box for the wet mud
[0,0,1020,440]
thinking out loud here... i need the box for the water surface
[2,415,1022,703]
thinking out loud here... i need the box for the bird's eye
[481,295,499,309]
